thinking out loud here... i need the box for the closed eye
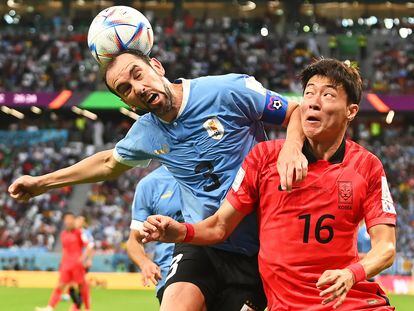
[119,83,131,97]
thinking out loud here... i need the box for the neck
[307,134,345,161]
[159,81,183,123]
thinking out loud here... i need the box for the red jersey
[227,139,396,311]
[60,228,87,269]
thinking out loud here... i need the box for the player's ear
[150,58,165,76]
[347,103,359,122]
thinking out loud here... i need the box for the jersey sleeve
[130,178,154,231]
[114,120,152,167]
[362,156,397,230]
[224,74,288,125]
[226,144,262,215]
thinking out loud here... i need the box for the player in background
[10,50,308,311]
[36,212,94,311]
[70,215,95,311]
[126,166,183,303]
[142,59,397,310]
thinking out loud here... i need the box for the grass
[0,287,412,310]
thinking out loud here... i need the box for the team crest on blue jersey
[203,117,224,140]
[338,181,353,210]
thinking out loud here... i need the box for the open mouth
[307,116,320,122]
[146,93,158,105]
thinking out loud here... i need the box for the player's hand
[8,175,47,202]
[317,269,355,309]
[277,141,308,191]
[142,215,186,243]
[140,260,162,287]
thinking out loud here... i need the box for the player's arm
[317,225,395,308]
[279,105,307,191]
[126,229,161,286]
[142,199,246,245]
[8,149,131,202]
[360,224,395,277]
[262,97,307,191]
[81,233,95,268]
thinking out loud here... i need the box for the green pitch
[0,287,412,310]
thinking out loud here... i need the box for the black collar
[302,139,346,164]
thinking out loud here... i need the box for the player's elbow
[212,225,229,244]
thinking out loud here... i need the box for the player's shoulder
[192,73,251,91]
[345,140,383,174]
[248,139,285,166]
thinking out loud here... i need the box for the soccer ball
[87,6,154,66]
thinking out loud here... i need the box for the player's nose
[308,97,322,111]
[131,80,145,98]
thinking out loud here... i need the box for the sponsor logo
[154,144,170,155]
[240,300,257,311]
[367,299,379,305]
[203,117,224,140]
[161,190,173,199]
[381,176,396,214]
[338,181,353,210]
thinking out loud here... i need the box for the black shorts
[164,243,266,311]
[156,286,165,305]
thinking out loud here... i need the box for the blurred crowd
[81,161,159,253]
[0,14,413,93]
[371,40,414,94]
[0,142,83,250]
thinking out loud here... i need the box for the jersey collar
[156,78,190,124]
[174,78,190,119]
[302,139,346,164]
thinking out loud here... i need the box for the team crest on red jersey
[338,181,353,210]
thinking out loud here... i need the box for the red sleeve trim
[226,190,254,215]
[366,217,396,230]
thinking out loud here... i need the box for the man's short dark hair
[102,49,152,97]
[300,58,363,105]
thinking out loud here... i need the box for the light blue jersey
[116,74,288,256]
[130,166,183,293]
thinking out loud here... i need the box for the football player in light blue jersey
[9,50,307,311]
[126,165,183,303]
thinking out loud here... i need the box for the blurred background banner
[0,270,154,290]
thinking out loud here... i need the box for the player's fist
[8,175,46,202]
[277,141,308,191]
[141,260,162,287]
[142,215,186,243]
[317,269,355,309]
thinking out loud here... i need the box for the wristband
[183,223,195,243]
[346,263,366,283]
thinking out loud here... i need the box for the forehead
[106,54,147,83]
[306,75,341,89]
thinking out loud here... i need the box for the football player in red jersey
[36,212,93,311]
[142,59,396,310]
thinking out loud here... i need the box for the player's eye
[324,92,335,98]
[304,91,314,96]
[132,69,141,80]
[120,84,131,97]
